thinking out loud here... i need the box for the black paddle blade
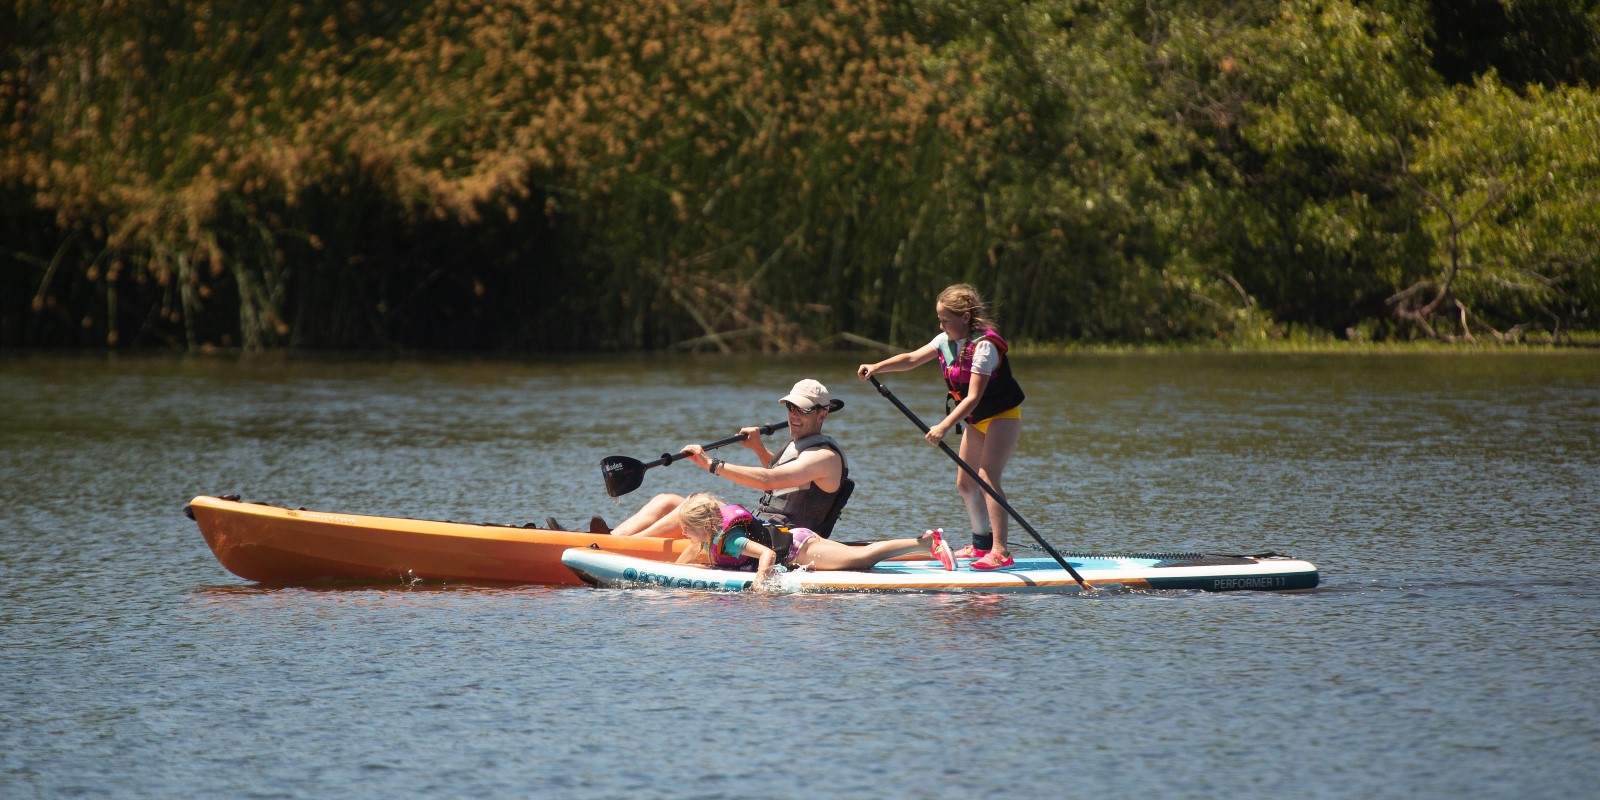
[601,455,646,497]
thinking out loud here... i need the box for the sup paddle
[600,398,844,497]
[866,376,1091,590]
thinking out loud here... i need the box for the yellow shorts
[969,405,1021,434]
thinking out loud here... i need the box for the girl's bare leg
[794,534,933,571]
[608,493,687,537]
[973,417,1020,557]
[955,427,991,540]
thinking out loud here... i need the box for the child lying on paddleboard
[676,493,955,588]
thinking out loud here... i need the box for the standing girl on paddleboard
[855,284,1025,570]
[676,493,955,588]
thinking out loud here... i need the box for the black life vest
[754,433,852,537]
[938,329,1025,423]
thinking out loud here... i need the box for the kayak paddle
[866,376,1091,590]
[600,398,844,497]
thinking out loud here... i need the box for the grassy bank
[4,1,1598,351]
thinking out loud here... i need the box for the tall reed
[4,1,1597,349]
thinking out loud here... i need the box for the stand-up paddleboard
[560,547,1319,594]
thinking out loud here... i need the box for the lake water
[3,350,1597,799]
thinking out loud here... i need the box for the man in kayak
[605,378,853,538]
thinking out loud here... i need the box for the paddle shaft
[640,423,785,471]
[632,397,843,471]
[601,398,844,497]
[868,376,1089,588]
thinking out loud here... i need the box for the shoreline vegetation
[4,1,1598,353]
[7,335,1597,363]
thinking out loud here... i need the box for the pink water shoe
[927,529,956,571]
[952,544,989,560]
[970,551,1015,571]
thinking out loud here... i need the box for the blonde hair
[937,283,998,334]
[677,493,724,540]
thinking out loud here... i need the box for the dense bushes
[3,0,1596,350]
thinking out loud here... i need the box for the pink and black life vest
[937,329,1026,424]
[708,504,796,570]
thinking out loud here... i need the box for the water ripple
[3,352,1598,799]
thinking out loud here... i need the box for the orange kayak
[185,494,690,585]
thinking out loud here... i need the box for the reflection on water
[188,582,565,599]
[3,351,1598,799]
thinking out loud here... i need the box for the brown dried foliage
[3,0,995,349]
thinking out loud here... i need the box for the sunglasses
[783,401,821,414]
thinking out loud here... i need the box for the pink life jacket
[708,504,795,569]
[936,328,1026,423]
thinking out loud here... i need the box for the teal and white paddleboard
[560,547,1319,594]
